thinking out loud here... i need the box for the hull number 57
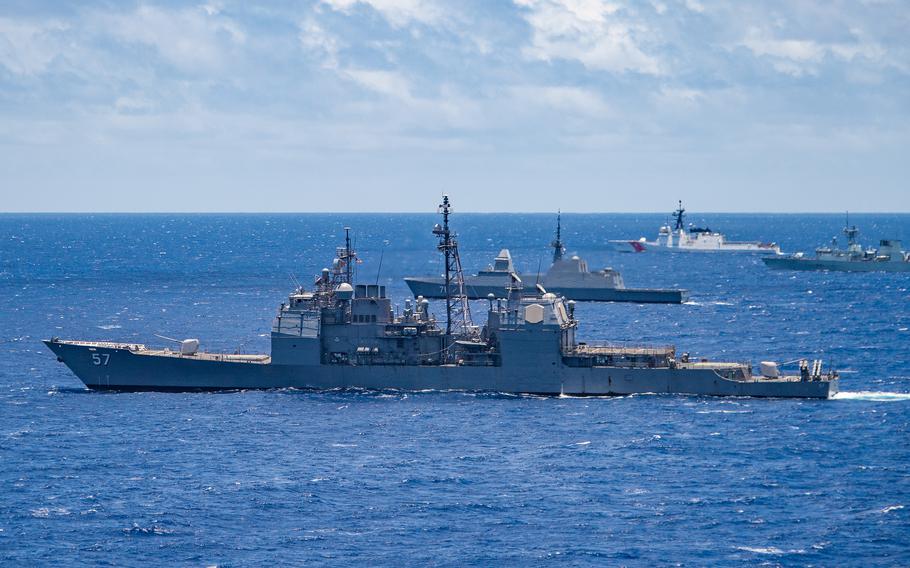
[92,353,110,366]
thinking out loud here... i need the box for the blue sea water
[1,212,908,566]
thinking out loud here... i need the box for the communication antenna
[331,226,357,287]
[843,211,859,245]
[345,227,353,284]
[316,226,359,307]
[375,240,389,285]
[673,200,686,231]
[432,194,472,336]
[551,211,565,263]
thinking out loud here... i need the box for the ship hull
[763,257,910,272]
[610,240,780,254]
[45,340,835,398]
[404,278,687,304]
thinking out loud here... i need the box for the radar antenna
[843,211,859,245]
[315,226,358,306]
[551,210,565,263]
[343,227,354,284]
[672,200,686,231]
[432,195,472,336]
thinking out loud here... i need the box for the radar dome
[335,282,354,300]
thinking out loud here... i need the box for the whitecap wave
[833,391,910,402]
[736,546,804,555]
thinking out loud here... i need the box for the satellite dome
[335,282,354,300]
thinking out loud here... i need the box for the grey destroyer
[764,221,909,272]
[405,214,688,303]
[45,196,837,398]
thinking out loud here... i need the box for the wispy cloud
[514,0,663,74]
[97,4,246,73]
[299,16,343,69]
[739,26,886,77]
[0,1,908,211]
[0,18,71,76]
[320,0,445,27]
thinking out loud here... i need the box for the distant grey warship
[764,222,909,272]
[405,214,688,303]
[45,196,837,398]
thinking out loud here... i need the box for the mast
[551,211,565,263]
[843,212,859,245]
[314,227,358,307]
[672,200,685,231]
[344,227,353,284]
[432,195,472,337]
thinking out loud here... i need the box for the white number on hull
[91,353,110,366]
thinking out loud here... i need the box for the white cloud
[683,0,704,14]
[321,0,443,27]
[514,0,662,75]
[739,26,887,77]
[0,18,70,76]
[342,68,413,100]
[509,85,611,118]
[114,96,156,113]
[99,5,246,72]
[299,17,342,69]
[656,86,703,105]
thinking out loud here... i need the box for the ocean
[1,212,908,566]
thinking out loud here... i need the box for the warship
[764,221,910,272]
[610,201,781,254]
[405,214,688,303]
[45,196,837,398]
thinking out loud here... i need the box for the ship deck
[56,340,271,364]
[137,350,271,364]
[570,343,674,357]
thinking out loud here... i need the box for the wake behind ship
[45,197,837,398]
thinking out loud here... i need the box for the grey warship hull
[44,340,836,398]
[404,277,688,303]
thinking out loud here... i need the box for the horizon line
[2,210,909,215]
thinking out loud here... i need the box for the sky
[1,0,908,212]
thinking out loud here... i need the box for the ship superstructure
[610,201,781,254]
[45,197,837,398]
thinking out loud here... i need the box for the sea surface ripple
[1,213,908,566]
